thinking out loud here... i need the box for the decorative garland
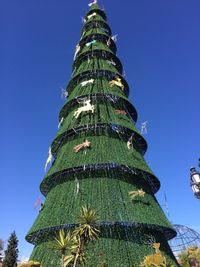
[51,123,146,157]
[26,221,176,245]
[86,8,107,21]
[72,58,120,83]
[79,33,116,54]
[73,99,95,118]
[73,48,121,73]
[81,20,111,37]
[59,93,137,123]
[66,69,129,96]
[40,162,159,196]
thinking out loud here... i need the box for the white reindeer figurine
[73,99,95,119]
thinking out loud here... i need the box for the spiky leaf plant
[49,229,74,267]
[50,229,73,254]
[67,206,100,267]
[64,236,86,267]
[73,206,100,240]
[78,206,99,225]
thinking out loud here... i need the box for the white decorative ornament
[71,67,76,77]
[80,79,94,87]
[127,134,134,150]
[107,37,111,46]
[74,44,81,60]
[58,117,64,128]
[81,17,86,24]
[81,31,86,39]
[73,99,95,119]
[111,34,118,42]
[86,40,97,47]
[88,0,97,7]
[141,121,148,134]
[45,147,53,172]
[87,12,97,20]
[107,60,116,66]
[61,88,68,99]
[75,177,80,195]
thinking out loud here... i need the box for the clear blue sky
[1,0,200,261]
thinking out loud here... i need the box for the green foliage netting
[82,28,110,39]
[88,3,105,13]
[77,43,114,60]
[67,78,127,101]
[73,49,119,73]
[30,230,178,267]
[85,14,106,24]
[82,19,110,32]
[28,175,172,234]
[73,58,119,78]
[55,102,138,140]
[45,135,151,177]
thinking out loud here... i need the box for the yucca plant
[78,206,99,225]
[68,206,100,267]
[48,229,74,267]
[73,223,100,241]
[73,206,100,240]
[64,236,86,267]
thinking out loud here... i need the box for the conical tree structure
[26,3,179,267]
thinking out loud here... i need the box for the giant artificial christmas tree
[26,2,180,266]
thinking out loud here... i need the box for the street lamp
[190,166,200,199]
